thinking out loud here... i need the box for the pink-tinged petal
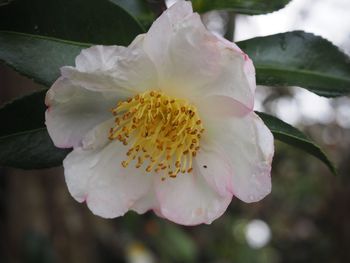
[45,78,118,148]
[154,172,233,226]
[212,112,274,203]
[63,140,153,218]
[61,35,158,94]
[142,1,255,109]
[194,143,234,197]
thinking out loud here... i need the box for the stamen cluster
[109,90,204,179]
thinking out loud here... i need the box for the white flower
[45,1,274,225]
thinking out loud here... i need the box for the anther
[110,90,204,178]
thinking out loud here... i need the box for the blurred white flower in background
[245,219,272,249]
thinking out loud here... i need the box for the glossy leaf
[257,112,336,175]
[0,90,70,169]
[0,31,88,86]
[0,0,144,45]
[238,31,350,97]
[0,0,13,7]
[110,0,155,29]
[191,0,291,14]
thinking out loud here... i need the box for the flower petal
[131,189,160,215]
[63,139,153,218]
[210,112,274,203]
[154,172,232,225]
[197,36,256,110]
[61,35,158,94]
[45,78,118,148]
[142,1,193,78]
[143,1,255,109]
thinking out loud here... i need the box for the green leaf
[0,31,88,86]
[257,111,337,175]
[110,0,155,29]
[237,31,350,97]
[155,221,197,261]
[191,0,291,14]
[0,0,144,45]
[0,90,70,169]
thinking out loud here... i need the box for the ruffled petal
[61,35,158,95]
[143,1,255,109]
[131,189,160,215]
[45,78,118,148]
[142,1,192,78]
[154,172,233,226]
[63,139,153,218]
[81,118,115,151]
[209,112,274,203]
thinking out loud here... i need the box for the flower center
[109,90,204,179]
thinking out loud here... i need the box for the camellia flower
[45,1,274,225]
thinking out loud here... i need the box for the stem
[225,11,236,41]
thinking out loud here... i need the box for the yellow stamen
[109,90,204,178]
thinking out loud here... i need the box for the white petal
[63,140,153,218]
[154,172,232,225]
[81,118,115,151]
[62,36,157,94]
[143,1,255,108]
[45,78,118,148]
[211,112,274,203]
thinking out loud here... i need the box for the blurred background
[1,0,350,262]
